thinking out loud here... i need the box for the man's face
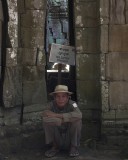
[54,92,69,108]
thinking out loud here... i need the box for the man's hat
[49,85,73,96]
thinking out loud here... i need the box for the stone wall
[100,0,128,145]
[74,0,128,143]
[0,0,128,146]
[0,0,47,128]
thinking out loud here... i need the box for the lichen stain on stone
[8,22,18,47]
[100,54,105,80]
[8,9,18,46]
[32,12,39,24]
[10,50,16,59]
[31,35,41,47]
[38,51,44,64]
[83,54,89,58]
[29,67,36,74]
[77,94,87,106]
[7,0,17,11]
[100,18,103,24]
[76,5,81,11]
[80,54,89,63]
[82,56,87,63]
[99,8,102,12]
[76,16,83,27]
[6,90,9,94]
[76,31,82,40]
[9,10,18,24]
[32,10,44,24]
[76,46,83,52]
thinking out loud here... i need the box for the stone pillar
[18,0,47,124]
[2,0,21,111]
[1,0,47,125]
[74,0,101,140]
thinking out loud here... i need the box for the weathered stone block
[103,110,128,120]
[3,67,22,108]
[75,27,100,53]
[18,48,36,66]
[20,27,44,48]
[77,80,101,109]
[81,121,101,140]
[100,0,109,24]
[18,48,46,66]
[25,0,46,10]
[4,47,45,68]
[23,104,44,113]
[100,25,108,53]
[75,1,99,27]
[109,25,128,52]
[23,81,47,106]
[4,107,21,125]
[23,66,45,81]
[109,82,128,108]
[82,109,101,121]
[106,53,128,80]
[110,0,125,24]
[76,53,100,80]
[23,111,42,123]
[21,10,45,28]
[0,124,44,152]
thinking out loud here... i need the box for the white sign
[49,43,75,65]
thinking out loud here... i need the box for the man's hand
[42,110,63,119]
[43,110,57,117]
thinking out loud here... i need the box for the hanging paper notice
[49,43,75,65]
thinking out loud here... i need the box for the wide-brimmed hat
[49,85,73,96]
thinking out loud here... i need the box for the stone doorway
[45,0,77,101]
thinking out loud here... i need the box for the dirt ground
[0,145,123,160]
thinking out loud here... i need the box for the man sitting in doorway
[42,85,82,158]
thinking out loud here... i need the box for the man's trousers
[43,119,82,149]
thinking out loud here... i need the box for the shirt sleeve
[43,117,62,126]
[62,102,82,122]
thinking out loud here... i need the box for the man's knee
[71,119,82,126]
[70,119,82,130]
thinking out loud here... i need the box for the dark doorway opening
[45,0,76,101]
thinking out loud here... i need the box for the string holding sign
[49,43,75,84]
